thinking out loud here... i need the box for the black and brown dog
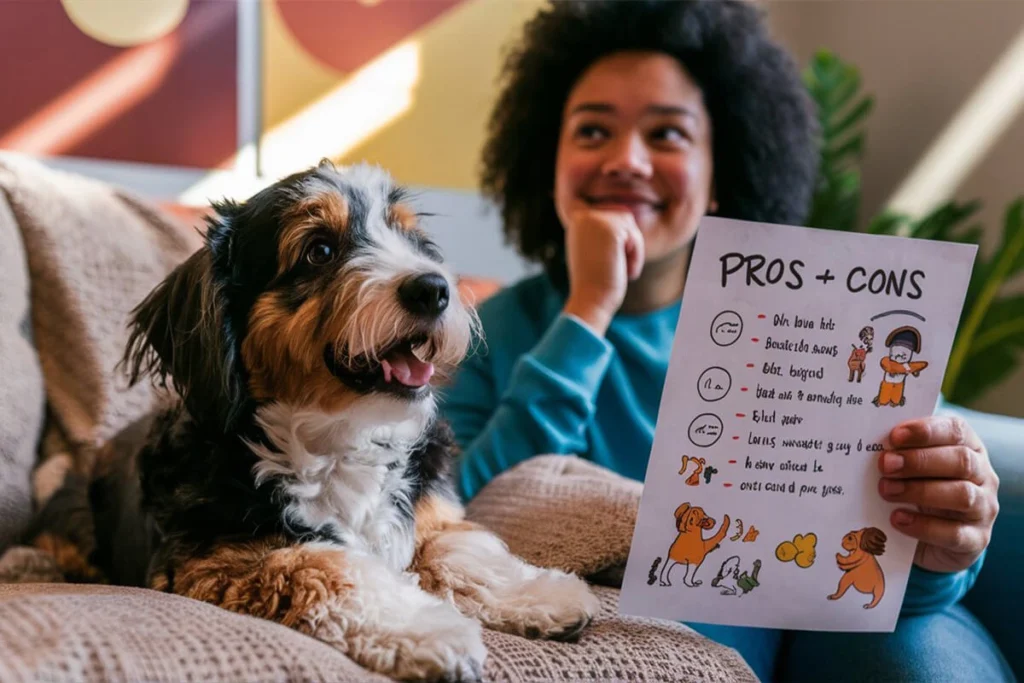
[25,160,598,681]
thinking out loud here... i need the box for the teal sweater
[441,273,983,618]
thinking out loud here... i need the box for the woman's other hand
[878,415,1000,573]
[562,208,644,335]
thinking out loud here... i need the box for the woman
[441,1,1007,680]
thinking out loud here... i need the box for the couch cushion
[0,583,382,683]
[0,188,44,553]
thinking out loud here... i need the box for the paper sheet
[618,216,977,632]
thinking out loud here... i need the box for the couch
[0,153,1019,681]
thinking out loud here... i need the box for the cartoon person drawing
[828,527,886,609]
[872,326,928,407]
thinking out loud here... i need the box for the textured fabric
[0,583,386,683]
[0,152,201,461]
[465,454,642,582]
[0,188,44,553]
[445,272,680,500]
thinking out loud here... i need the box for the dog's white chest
[247,401,430,571]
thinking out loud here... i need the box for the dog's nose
[398,273,450,317]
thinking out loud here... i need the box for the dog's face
[123,162,477,426]
[676,504,715,532]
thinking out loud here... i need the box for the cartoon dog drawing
[873,326,928,407]
[828,527,887,609]
[657,503,730,588]
[847,325,874,383]
[679,456,709,486]
[847,345,868,382]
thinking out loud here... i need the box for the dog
[828,527,887,609]
[657,502,730,587]
[24,161,599,681]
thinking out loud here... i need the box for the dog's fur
[23,161,599,681]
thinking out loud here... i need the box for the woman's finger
[879,478,992,521]
[878,444,990,485]
[890,509,990,554]
[890,415,983,451]
[623,219,645,281]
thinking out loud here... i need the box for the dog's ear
[121,243,245,432]
[673,503,691,526]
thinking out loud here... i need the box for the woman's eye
[306,240,335,265]
[574,124,608,143]
[651,126,688,144]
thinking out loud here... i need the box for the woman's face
[554,51,714,265]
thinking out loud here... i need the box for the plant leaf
[867,210,910,235]
[825,97,874,144]
[946,344,1019,405]
[907,200,982,241]
[966,294,1024,356]
[802,50,872,233]
[1002,197,1024,274]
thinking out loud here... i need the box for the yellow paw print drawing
[775,533,817,568]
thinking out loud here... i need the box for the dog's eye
[306,240,335,266]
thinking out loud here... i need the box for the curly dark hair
[480,0,820,282]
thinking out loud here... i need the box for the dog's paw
[346,598,487,683]
[477,567,601,642]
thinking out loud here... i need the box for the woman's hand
[878,415,1000,573]
[561,208,645,335]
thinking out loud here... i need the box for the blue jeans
[689,605,1015,682]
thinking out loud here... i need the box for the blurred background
[1,0,1021,418]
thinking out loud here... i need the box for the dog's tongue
[381,350,434,387]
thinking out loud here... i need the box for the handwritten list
[619,216,976,632]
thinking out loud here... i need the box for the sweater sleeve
[899,551,986,615]
[443,314,614,500]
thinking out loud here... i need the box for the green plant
[802,49,1024,405]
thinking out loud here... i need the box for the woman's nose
[601,132,652,178]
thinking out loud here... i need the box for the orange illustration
[873,326,928,407]
[828,527,887,609]
[678,455,706,486]
[655,503,730,588]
